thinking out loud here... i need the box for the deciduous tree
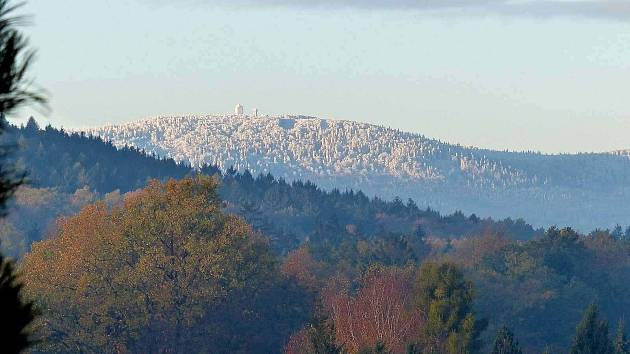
[22,176,303,353]
[326,267,421,353]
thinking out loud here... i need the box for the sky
[12,0,630,153]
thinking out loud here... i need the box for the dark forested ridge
[89,114,630,231]
[6,120,194,193]
[3,121,630,353]
[2,121,544,254]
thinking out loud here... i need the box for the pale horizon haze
[12,0,630,153]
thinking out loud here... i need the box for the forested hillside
[2,1,628,352]
[3,120,629,353]
[87,114,630,230]
[1,120,543,257]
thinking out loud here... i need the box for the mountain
[612,149,630,158]
[1,122,541,259]
[84,114,630,230]
[5,121,629,353]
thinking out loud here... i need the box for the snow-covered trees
[83,114,630,230]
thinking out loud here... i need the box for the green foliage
[445,312,487,354]
[491,327,523,354]
[570,304,613,354]
[0,253,36,353]
[615,320,629,354]
[308,307,345,354]
[532,227,588,276]
[0,2,42,352]
[415,262,486,354]
[405,343,422,354]
[358,341,391,354]
[0,0,42,217]
[471,227,630,352]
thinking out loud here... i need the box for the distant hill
[611,149,630,158]
[84,114,630,230]
[5,120,629,354]
[1,121,542,258]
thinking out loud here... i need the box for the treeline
[3,120,630,352]
[2,120,548,258]
[4,118,194,193]
[290,225,630,352]
[18,177,630,353]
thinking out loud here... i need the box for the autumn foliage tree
[21,176,307,353]
[325,267,422,354]
[281,246,328,294]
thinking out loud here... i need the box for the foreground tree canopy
[0,0,47,352]
[22,176,309,353]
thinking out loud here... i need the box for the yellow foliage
[21,176,274,353]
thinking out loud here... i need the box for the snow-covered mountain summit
[84,114,630,230]
[85,114,533,186]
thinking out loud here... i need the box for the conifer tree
[309,306,346,354]
[405,343,421,354]
[0,253,35,353]
[414,262,486,354]
[570,304,613,354]
[358,341,391,354]
[24,116,38,131]
[0,0,45,116]
[491,327,523,354]
[615,320,629,354]
[0,1,45,353]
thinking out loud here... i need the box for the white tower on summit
[235,104,244,116]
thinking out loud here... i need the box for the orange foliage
[21,176,274,352]
[281,247,327,293]
[325,267,422,353]
[284,326,314,354]
[451,231,512,268]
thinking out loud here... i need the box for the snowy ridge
[84,114,630,230]
[611,150,630,159]
[86,114,531,187]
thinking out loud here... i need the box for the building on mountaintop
[235,104,244,116]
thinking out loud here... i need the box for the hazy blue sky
[14,0,630,153]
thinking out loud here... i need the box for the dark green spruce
[0,0,45,352]
[570,304,613,354]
